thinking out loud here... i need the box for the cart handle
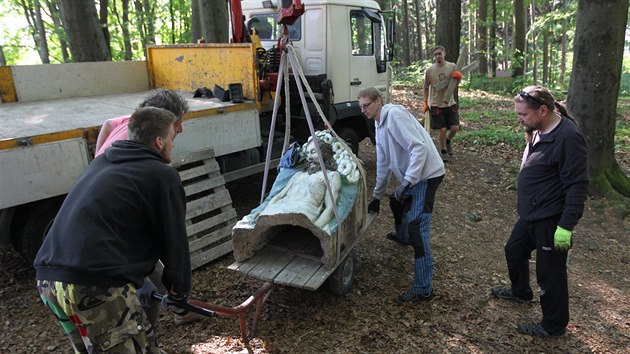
[152,281,275,341]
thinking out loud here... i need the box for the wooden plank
[304,262,334,290]
[185,189,233,219]
[190,239,233,269]
[178,161,220,182]
[246,248,297,282]
[228,249,273,274]
[186,208,237,236]
[278,257,323,288]
[183,175,226,196]
[188,224,234,253]
[171,149,215,167]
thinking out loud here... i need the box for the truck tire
[336,127,359,155]
[11,196,65,263]
[328,249,357,295]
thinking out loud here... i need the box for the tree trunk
[424,1,433,58]
[490,0,497,76]
[144,0,156,44]
[45,0,70,62]
[530,2,537,83]
[191,0,202,42]
[197,0,229,43]
[567,0,630,201]
[19,0,50,64]
[511,0,525,77]
[415,0,423,62]
[402,0,410,65]
[542,33,549,84]
[0,45,6,66]
[478,0,488,75]
[58,0,111,62]
[121,0,132,60]
[436,0,461,63]
[99,0,111,55]
[559,0,568,84]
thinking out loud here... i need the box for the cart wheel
[328,249,357,295]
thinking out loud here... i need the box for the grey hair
[357,87,382,101]
[139,89,189,117]
[128,107,178,146]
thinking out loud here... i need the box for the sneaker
[386,232,410,246]
[490,287,533,304]
[440,151,449,162]
[173,310,203,326]
[517,322,566,338]
[446,141,454,155]
[396,289,434,305]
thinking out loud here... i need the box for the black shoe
[490,287,533,304]
[386,232,410,246]
[517,322,566,338]
[440,151,450,162]
[396,290,434,305]
[446,141,454,155]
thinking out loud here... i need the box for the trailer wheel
[336,127,359,155]
[11,196,65,263]
[328,249,357,295]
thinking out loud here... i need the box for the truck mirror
[385,15,396,61]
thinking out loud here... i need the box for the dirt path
[2,114,629,353]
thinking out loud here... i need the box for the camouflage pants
[37,280,160,354]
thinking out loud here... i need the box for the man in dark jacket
[34,107,191,353]
[491,86,589,338]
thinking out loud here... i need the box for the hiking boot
[396,289,434,305]
[440,151,449,162]
[386,232,410,246]
[173,310,203,326]
[446,141,454,155]
[490,287,533,304]
[517,322,566,338]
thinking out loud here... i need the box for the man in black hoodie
[491,86,589,338]
[34,107,191,353]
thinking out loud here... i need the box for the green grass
[457,125,525,149]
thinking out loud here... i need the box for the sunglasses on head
[519,91,545,105]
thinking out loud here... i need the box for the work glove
[368,198,380,214]
[452,70,463,80]
[554,226,572,251]
[394,180,411,201]
[137,278,158,309]
[161,293,188,315]
[423,101,429,114]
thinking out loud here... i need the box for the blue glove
[137,278,158,309]
[161,293,188,315]
[394,180,411,201]
[554,226,572,251]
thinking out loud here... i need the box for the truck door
[348,8,389,100]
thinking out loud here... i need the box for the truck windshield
[249,13,301,41]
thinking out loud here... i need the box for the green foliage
[620,58,630,96]
[393,60,432,84]
[616,117,630,153]
[457,125,524,149]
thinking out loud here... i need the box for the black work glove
[161,293,188,315]
[394,180,411,201]
[368,198,380,213]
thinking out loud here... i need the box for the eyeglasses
[519,91,545,105]
[360,100,375,110]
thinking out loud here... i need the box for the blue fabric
[394,179,433,296]
[248,155,359,235]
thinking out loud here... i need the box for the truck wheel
[336,127,359,155]
[11,196,65,263]
[328,249,357,295]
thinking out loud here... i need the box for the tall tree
[401,0,410,65]
[19,0,50,63]
[435,0,461,63]
[490,0,497,76]
[477,0,488,75]
[196,0,228,43]
[58,0,111,61]
[415,0,423,62]
[511,0,525,77]
[99,0,111,54]
[567,0,630,203]
[44,0,70,62]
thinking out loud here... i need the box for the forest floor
[1,88,629,353]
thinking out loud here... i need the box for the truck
[0,0,395,263]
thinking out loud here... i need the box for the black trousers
[505,215,569,334]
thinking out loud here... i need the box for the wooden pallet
[171,149,237,270]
